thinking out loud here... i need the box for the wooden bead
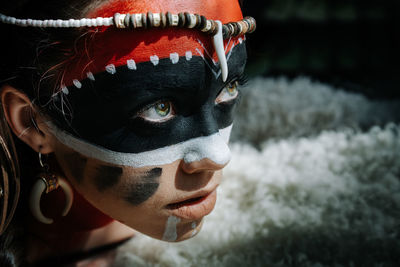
[160,12,167,28]
[141,13,147,28]
[199,15,207,30]
[184,12,190,27]
[231,22,240,36]
[238,20,248,34]
[201,19,212,32]
[222,24,230,39]
[195,14,202,29]
[113,13,120,27]
[244,16,256,33]
[227,23,235,37]
[130,13,136,28]
[129,14,136,29]
[124,13,130,28]
[147,12,154,28]
[178,12,185,27]
[209,20,218,35]
[166,12,173,26]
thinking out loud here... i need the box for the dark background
[242,0,400,100]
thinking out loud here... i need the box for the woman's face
[43,0,247,241]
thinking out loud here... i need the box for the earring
[29,152,73,224]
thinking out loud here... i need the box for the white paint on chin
[191,222,198,237]
[162,216,181,242]
[46,122,232,168]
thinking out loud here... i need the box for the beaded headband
[0,12,255,39]
[0,12,256,82]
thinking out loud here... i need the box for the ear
[0,85,53,154]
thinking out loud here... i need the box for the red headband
[61,0,244,87]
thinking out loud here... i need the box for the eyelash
[135,74,247,123]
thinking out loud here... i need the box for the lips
[166,189,217,220]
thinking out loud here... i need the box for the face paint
[47,42,246,154]
[92,165,123,192]
[42,0,247,243]
[162,216,181,242]
[47,122,232,168]
[191,221,198,237]
[121,168,162,205]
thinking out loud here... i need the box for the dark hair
[0,1,108,265]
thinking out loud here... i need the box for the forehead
[88,0,243,22]
[61,0,243,86]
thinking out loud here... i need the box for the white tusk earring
[29,152,73,224]
[213,20,228,82]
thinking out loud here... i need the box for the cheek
[117,167,162,205]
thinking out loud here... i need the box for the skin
[52,140,222,241]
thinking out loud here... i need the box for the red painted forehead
[62,0,243,86]
[88,0,243,23]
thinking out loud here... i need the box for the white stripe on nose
[183,125,232,165]
[46,122,233,168]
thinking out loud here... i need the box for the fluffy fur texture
[113,77,400,266]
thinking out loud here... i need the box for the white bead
[202,20,212,32]
[87,18,93,27]
[105,64,116,74]
[127,59,137,70]
[80,18,87,26]
[87,72,95,81]
[56,19,62,27]
[118,14,126,28]
[42,20,49,27]
[188,14,197,28]
[37,21,43,27]
[73,79,82,89]
[62,20,68,27]
[104,17,112,26]
[10,17,16,24]
[91,18,97,26]
[20,19,27,26]
[96,17,103,26]
[73,20,80,27]
[27,19,33,26]
[68,19,75,27]
[171,14,179,26]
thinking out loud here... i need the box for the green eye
[215,81,240,104]
[226,82,238,96]
[155,102,171,117]
[138,100,175,122]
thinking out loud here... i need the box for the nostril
[181,158,228,174]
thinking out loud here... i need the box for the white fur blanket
[114,77,400,266]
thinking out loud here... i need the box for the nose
[181,126,232,174]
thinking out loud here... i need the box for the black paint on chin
[93,165,123,192]
[123,167,162,205]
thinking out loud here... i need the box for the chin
[161,218,204,242]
